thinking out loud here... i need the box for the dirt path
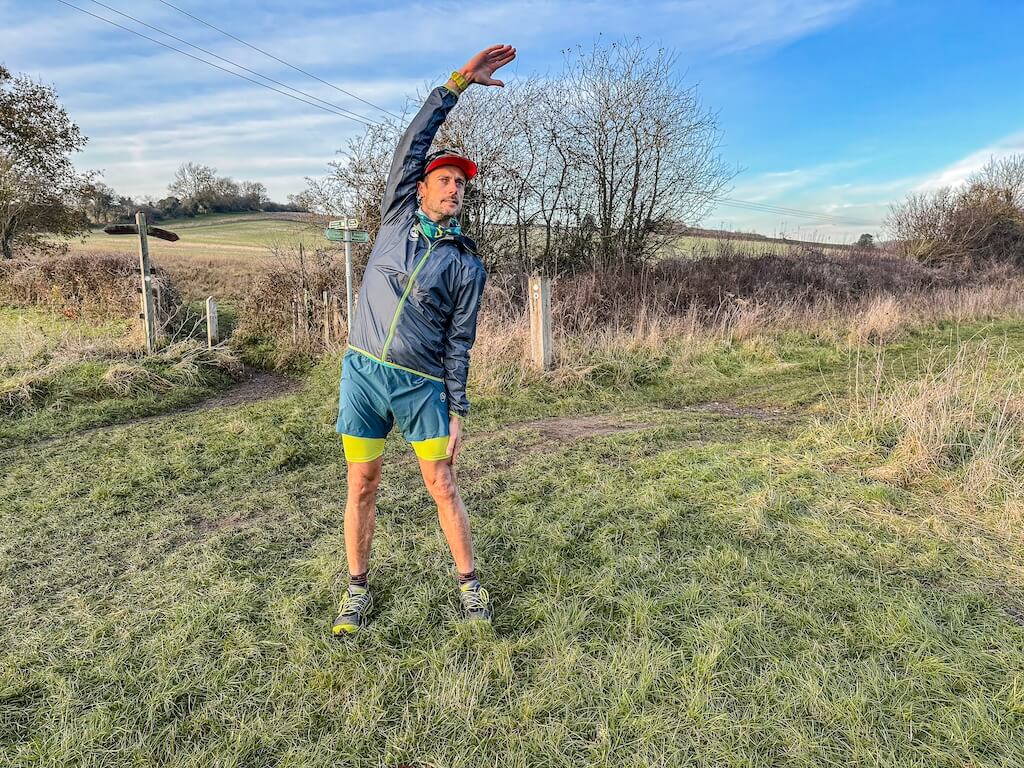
[1,369,301,455]
[4,370,799,459]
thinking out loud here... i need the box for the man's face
[417,165,467,221]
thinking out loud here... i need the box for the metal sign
[324,228,370,243]
[328,217,360,230]
[323,219,368,331]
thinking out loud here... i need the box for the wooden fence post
[529,274,553,370]
[333,295,343,339]
[206,297,219,348]
[323,290,331,346]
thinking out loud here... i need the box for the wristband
[449,70,470,94]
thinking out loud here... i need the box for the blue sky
[3,0,1023,241]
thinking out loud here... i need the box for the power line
[716,197,872,224]
[54,0,383,127]
[717,202,872,226]
[716,199,876,227]
[45,1,884,227]
[714,197,877,226]
[725,198,877,225]
[153,0,404,122]
[79,0,389,129]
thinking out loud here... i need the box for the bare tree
[239,180,269,209]
[303,38,733,276]
[302,120,400,238]
[969,155,1024,209]
[167,162,217,202]
[556,40,733,269]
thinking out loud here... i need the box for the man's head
[417,149,477,223]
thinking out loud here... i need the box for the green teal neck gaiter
[416,209,461,240]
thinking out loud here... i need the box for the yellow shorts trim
[411,436,451,462]
[342,434,386,463]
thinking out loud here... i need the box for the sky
[2,0,1024,242]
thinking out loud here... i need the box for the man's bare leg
[345,457,383,576]
[417,457,474,573]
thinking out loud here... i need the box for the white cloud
[657,0,863,54]
[4,0,869,203]
[730,159,865,201]
[914,131,1024,192]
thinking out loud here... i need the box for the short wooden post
[322,290,331,345]
[303,288,311,338]
[332,295,343,338]
[291,299,298,343]
[529,274,553,370]
[206,296,219,348]
[136,212,156,353]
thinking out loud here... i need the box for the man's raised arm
[379,45,517,225]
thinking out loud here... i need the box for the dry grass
[465,276,1024,398]
[0,253,180,320]
[821,340,1024,536]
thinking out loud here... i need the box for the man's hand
[459,44,517,88]
[446,413,463,469]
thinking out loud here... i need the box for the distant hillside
[680,226,864,251]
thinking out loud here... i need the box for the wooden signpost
[103,213,179,354]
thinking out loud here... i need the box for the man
[332,44,517,635]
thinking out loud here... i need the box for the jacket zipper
[380,232,441,361]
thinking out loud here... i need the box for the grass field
[3,307,1023,766]
[65,214,329,301]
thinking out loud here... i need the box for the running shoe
[332,584,373,635]
[458,579,492,622]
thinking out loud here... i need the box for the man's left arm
[443,263,487,460]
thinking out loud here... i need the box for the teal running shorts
[336,347,451,462]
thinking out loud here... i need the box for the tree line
[83,164,307,227]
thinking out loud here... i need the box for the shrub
[0,253,179,320]
[886,155,1024,269]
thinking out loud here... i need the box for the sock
[458,569,477,585]
[349,571,368,589]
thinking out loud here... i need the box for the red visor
[423,154,478,182]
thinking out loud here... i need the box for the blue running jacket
[347,85,487,418]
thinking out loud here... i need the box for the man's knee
[424,465,458,504]
[347,464,382,502]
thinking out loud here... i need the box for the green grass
[2,320,1024,766]
[141,212,324,249]
[0,307,239,449]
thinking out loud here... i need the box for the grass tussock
[0,305,244,428]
